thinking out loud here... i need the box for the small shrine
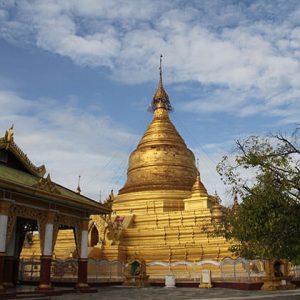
[123,258,149,287]
[261,260,296,291]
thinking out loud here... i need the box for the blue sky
[0,0,299,204]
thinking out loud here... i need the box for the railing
[18,257,300,284]
[146,258,266,281]
[51,259,78,282]
[19,258,41,281]
[88,259,125,282]
[19,258,125,282]
[219,258,265,281]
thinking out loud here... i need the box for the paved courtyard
[49,286,300,300]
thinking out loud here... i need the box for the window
[90,226,99,247]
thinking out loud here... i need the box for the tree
[216,128,300,264]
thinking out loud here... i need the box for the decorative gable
[32,174,61,195]
[0,126,46,177]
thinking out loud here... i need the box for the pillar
[37,212,55,291]
[76,219,89,290]
[0,200,11,292]
[3,226,16,287]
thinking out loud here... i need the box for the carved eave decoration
[0,130,46,177]
[102,189,114,209]
[32,174,61,195]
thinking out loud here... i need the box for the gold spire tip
[4,124,14,144]
[150,54,172,112]
[159,54,163,78]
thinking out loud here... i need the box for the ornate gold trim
[32,174,61,195]
[6,204,48,249]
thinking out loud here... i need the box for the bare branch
[274,133,300,154]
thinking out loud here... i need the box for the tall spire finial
[196,157,201,178]
[76,175,81,194]
[158,54,164,92]
[150,54,172,112]
[159,54,163,81]
[214,190,221,205]
[232,192,239,212]
[4,124,14,149]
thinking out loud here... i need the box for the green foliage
[217,129,300,264]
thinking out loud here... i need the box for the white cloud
[1,0,300,124]
[0,1,298,84]
[0,89,138,201]
[1,0,300,202]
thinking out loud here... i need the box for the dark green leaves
[217,129,300,264]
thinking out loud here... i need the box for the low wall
[19,257,300,290]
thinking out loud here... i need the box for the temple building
[0,126,110,292]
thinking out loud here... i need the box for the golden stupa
[21,59,238,282]
[88,59,235,280]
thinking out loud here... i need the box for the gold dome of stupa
[119,57,197,194]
